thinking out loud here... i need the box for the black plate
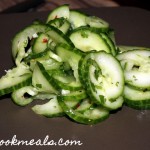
[0,7,150,150]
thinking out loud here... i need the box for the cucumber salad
[0,4,150,125]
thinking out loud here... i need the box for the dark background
[0,0,149,14]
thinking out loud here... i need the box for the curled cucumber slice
[80,51,124,110]
[58,96,109,125]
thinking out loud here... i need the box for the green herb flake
[133,75,137,81]
[36,84,42,88]
[99,95,105,104]
[116,82,119,86]
[80,31,88,38]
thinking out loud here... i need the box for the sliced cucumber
[47,17,70,34]
[58,96,109,125]
[24,50,62,71]
[12,24,48,65]
[117,50,150,89]
[100,33,116,56]
[55,43,83,82]
[69,10,87,29]
[51,72,82,91]
[69,27,111,53]
[85,16,109,29]
[61,89,87,101]
[124,85,150,106]
[0,63,32,96]
[32,95,64,117]
[46,4,70,22]
[64,99,81,109]
[117,45,150,53]
[32,62,58,93]
[32,33,49,54]
[75,99,92,112]
[125,102,150,110]
[83,51,124,109]
[46,25,74,47]
[0,74,32,97]
[12,86,38,106]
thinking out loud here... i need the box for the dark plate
[0,7,150,150]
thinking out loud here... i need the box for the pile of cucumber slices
[0,4,150,125]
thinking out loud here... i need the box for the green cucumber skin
[125,101,150,110]
[51,78,83,91]
[80,51,124,108]
[11,86,37,106]
[36,62,60,93]
[46,4,69,22]
[100,33,117,56]
[58,96,109,125]
[124,97,150,106]
[47,17,71,34]
[55,43,84,57]
[55,43,84,82]
[78,53,91,86]
[117,50,150,90]
[68,26,110,36]
[32,95,65,117]
[24,50,49,62]
[32,33,49,54]
[0,76,32,97]
[69,10,88,29]
[46,25,74,47]
[61,90,87,101]
[12,24,49,65]
[69,27,111,53]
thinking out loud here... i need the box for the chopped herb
[80,30,88,38]
[36,84,42,88]
[99,95,105,104]
[58,18,65,27]
[133,75,137,81]
[90,82,96,92]
[116,82,119,86]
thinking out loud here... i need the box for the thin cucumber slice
[85,16,109,29]
[117,45,150,53]
[125,102,150,110]
[78,53,92,85]
[61,89,87,101]
[75,99,92,112]
[24,50,62,71]
[0,74,32,97]
[69,10,87,29]
[58,96,109,125]
[69,27,111,53]
[32,33,49,54]
[83,51,124,109]
[52,72,82,91]
[64,99,81,109]
[117,50,150,89]
[32,62,58,93]
[124,85,150,105]
[34,93,55,100]
[12,24,48,65]
[46,4,69,22]
[32,95,64,117]
[46,25,74,47]
[100,33,117,56]
[11,86,38,106]
[0,63,32,96]
[47,17,70,34]
[55,43,83,82]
